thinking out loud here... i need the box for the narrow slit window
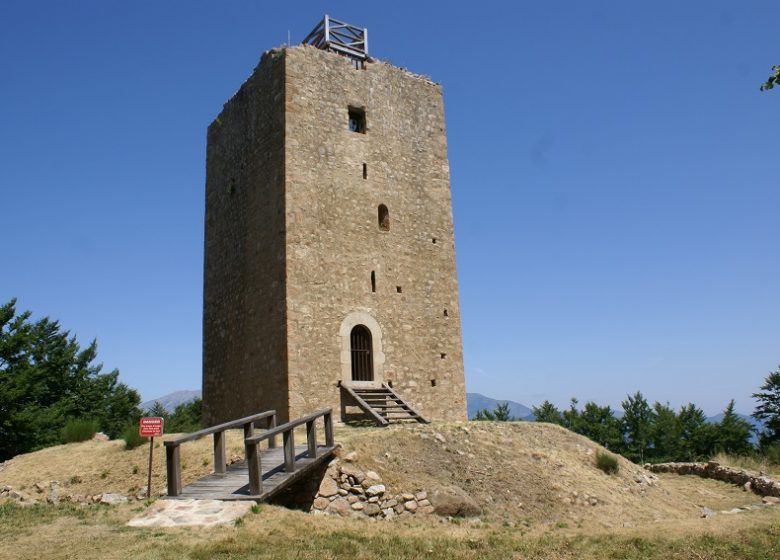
[348,107,366,133]
[371,271,376,293]
[363,163,368,179]
[378,204,390,231]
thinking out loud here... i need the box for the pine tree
[649,402,681,462]
[473,408,495,421]
[621,391,653,463]
[0,299,141,460]
[532,400,563,425]
[474,402,513,421]
[578,402,623,451]
[715,400,753,455]
[562,398,581,432]
[752,367,780,449]
[677,403,716,461]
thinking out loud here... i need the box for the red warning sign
[139,417,164,437]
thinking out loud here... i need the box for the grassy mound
[334,422,759,530]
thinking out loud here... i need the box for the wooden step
[341,383,429,426]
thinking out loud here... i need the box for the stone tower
[202,17,466,425]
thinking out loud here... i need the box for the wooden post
[324,410,334,447]
[245,439,262,496]
[213,430,226,474]
[306,420,317,458]
[244,422,255,461]
[283,429,295,472]
[267,414,277,449]
[165,444,181,497]
[147,436,154,499]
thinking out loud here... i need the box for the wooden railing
[243,408,334,496]
[163,410,277,497]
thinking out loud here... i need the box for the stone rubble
[646,461,780,518]
[311,457,443,520]
[645,461,780,497]
[0,479,150,507]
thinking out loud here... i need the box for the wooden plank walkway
[171,443,336,502]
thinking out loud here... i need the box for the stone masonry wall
[284,45,467,421]
[645,461,780,497]
[203,45,467,425]
[202,50,289,425]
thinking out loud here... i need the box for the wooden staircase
[341,383,429,426]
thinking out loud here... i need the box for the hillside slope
[0,422,764,531]
[336,422,760,529]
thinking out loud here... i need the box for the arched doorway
[350,325,374,381]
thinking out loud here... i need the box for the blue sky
[1,1,778,415]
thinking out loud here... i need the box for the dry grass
[334,422,767,530]
[2,421,780,559]
[711,452,780,477]
[0,501,779,560]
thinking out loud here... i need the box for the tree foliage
[621,391,653,463]
[146,398,203,434]
[0,299,141,460]
[761,66,780,91]
[716,400,753,455]
[530,392,755,464]
[474,401,513,421]
[752,367,780,448]
[531,400,563,425]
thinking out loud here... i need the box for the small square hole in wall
[432,238,437,244]
[396,286,402,293]
[443,309,448,317]
[440,353,446,359]
[348,107,366,133]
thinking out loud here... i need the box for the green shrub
[61,418,98,443]
[596,451,620,474]
[122,425,147,450]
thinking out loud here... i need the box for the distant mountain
[466,393,532,420]
[140,390,202,413]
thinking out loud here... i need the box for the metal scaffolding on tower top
[302,15,369,61]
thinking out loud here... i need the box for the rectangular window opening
[440,353,446,359]
[432,238,437,244]
[430,379,437,387]
[348,107,366,133]
[363,163,368,179]
[371,271,376,293]
[396,286,402,293]
[443,309,448,317]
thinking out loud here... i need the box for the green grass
[61,418,98,444]
[595,451,619,475]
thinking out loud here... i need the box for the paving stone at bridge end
[127,499,253,528]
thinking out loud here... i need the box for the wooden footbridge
[164,409,336,501]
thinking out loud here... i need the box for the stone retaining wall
[310,453,435,520]
[645,461,780,497]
